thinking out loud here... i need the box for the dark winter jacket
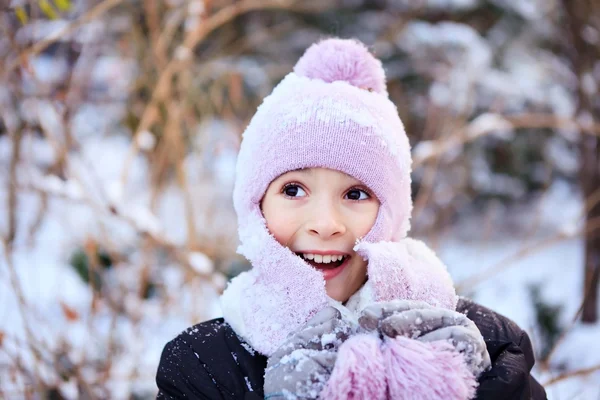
[156,298,547,400]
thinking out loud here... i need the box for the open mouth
[296,252,347,268]
[295,252,350,280]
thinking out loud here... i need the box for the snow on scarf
[219,38,477,399]
[220,217,477,399]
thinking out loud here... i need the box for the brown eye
[283,184,306,198]
[346,189,370,201]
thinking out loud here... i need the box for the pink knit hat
[221,38,457,356]
[233,37,412,243]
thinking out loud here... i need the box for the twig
[120,0,330,186]
[0,238,46,394]
[6,123,23,244]
[19,175,217,282]
[5,0,124,76]
[456,216,600,291]
[26,190,48,247]
[413,112,600,168]
[543,364,600,387]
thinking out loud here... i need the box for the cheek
[266,219,293,245]
[348,204,379,237]
[264,207,299,246]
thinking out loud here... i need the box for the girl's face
[261,168,380,302]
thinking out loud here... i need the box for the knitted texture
[219,37,473,397]
[321,335,477,400]
[233,38,412,244]
[220,212,328,355]
[355,238,458,310]
[221,38,457,357]
[221,236,458,355]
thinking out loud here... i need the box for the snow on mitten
[264,307,353,399]
[374,302,492,377]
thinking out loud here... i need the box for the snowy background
[1,0,600,399]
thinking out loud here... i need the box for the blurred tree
[561,0,600,323]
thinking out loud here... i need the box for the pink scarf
[220,212,477,399]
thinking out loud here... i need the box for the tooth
[323,255,331,263]
[314,254,323,263]
[332,255,339,262]
[305,254,314,260]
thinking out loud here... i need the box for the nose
[305,202,347,239]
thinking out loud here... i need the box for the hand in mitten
[264,307,353,399]
[359,300,491,377]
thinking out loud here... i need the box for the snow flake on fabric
[221,210,328,355]
[354,238,458,310]
[252,72,409,168]
[222,231,458,356]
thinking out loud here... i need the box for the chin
[325,282,351,303]
[325,268,366,303]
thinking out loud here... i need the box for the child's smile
[294,250,351,280]
[261,167,380,302]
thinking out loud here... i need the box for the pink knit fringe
[320,334,477,400]
[383,337,477,400]
[321,334,387,400]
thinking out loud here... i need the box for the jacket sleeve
[475,330,546,400]
[156,334,226,400]
[457,298,547,400]
[156,319,266,400]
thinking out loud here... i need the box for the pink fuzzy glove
[359,300,491,377]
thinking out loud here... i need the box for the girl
[156,38,547,400]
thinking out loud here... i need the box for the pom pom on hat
[293,38,387,95]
